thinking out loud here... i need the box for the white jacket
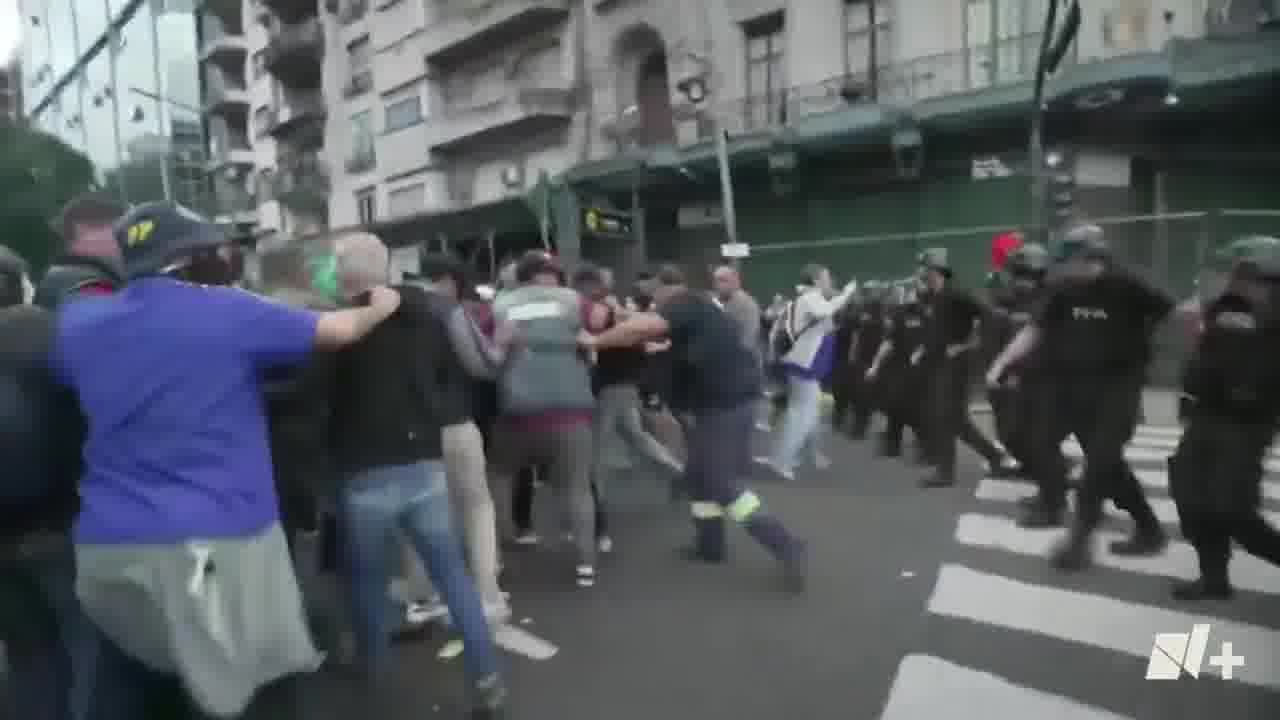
[777,284,856,371]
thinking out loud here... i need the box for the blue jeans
[0,536,96,720]
[340,461,499,685]
[771,375,825,473]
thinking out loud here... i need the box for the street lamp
[676,61,740,256]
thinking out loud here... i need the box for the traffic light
[1045,148,1076,230]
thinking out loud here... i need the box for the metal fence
[738,209,1280,385]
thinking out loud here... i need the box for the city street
[336,411,1280,720]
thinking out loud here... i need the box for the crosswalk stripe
[879,654,1132,720]
[1133,469,1280,503]
[926,564,1280,691]
[1061,441,1280,472]
[974,478,1280,529]
[954,512,1280,597]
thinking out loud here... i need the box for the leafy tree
[0,119,97,274]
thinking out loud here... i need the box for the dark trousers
[686,402,795,560]
[926,354,1002,481]
[84,620,307,720]
[0,535,92,720]
[833,362,875,436]
[989,374,1057,471]
[881,361,927,457]
[1031,375,1158,531]
[512,464,608,539]
[1170,414,1280,582]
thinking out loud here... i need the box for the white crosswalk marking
[881,424,1280,717]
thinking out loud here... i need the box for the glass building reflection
[19,0,213,212]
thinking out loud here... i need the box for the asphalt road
[317,415,1280,720]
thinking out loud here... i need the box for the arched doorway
[612,25,674,147]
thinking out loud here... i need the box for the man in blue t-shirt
[51,202,401,719]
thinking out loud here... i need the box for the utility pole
[1028,0,1079,245]
[867,0,880,99]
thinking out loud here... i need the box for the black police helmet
[1051,224,1109,263]
[917,247,952,276]
[1007,242,1051,275]
[115,202,228,279]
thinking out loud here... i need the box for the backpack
[770,299,820,362]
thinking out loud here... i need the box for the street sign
[721,242,750,258]
[582,207,633,239]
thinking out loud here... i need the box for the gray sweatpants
[490,421,595,567]
[593,383,684,482]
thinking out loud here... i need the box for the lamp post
[675,66,740,253]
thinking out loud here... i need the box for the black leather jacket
[33,255,123,309]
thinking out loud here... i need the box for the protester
[0,245,92,720]
[52,203,399,719]
[34,192,126,307]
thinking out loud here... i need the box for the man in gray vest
[491,250,607,588]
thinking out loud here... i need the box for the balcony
[423,0,569,68]
[266,92,326,147]
[202,79,250,119]
[264,18,323,89]
[260,0,318,25]
[200,0,242,27]
[427,86,572,153]
[206,136,255,171]
[199,22,248,71]
[273,151,330,213]
[338,0,368,24]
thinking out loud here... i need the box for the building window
[384,95,423,133]
[844,0,891,79]
[742,12,785,131]
[387,182,425,217]
[346,36,373,97]
[355,187,376,224]
[347,110,376,171]
[252,50,266,80]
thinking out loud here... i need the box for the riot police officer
[1169,235,1280,600]
[867,279,930,462]
[987,224,1171,570]
[915,248,1015,488]
[834,281,888,439]
[985,244,1053,483]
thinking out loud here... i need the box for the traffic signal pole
[1028,0,1060,246]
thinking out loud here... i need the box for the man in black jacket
[34,193,127,308]
[328,234,506,718]
[0,245,92,720]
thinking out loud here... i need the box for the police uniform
[876,284,930,460]
[1169,237,1280,600]
[916,249,1008,487]
[1026,227,1171,570]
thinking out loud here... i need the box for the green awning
[370,195,536,247]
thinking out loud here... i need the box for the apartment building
[0,62,20,120]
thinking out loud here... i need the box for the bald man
[713,265,761,362]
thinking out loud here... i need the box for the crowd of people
[3,192,1279,720]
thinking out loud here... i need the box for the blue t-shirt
[51,278,320,544]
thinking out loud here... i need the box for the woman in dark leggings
[511,464,609,550]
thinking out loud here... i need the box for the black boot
[1173,549,1233,601]
[1109,523,1168,557]
[683,517,727,564]
[1050,529,1093,572]
[1018,502,1065,528]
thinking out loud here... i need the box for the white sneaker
[575,564,596,588]
[512,531,540,546]
[404,599,449,626]
[597,536,613,554]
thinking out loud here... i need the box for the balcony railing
[424,0,570,67]
[264,17,324,88]
[428,85,572,151]
[679,34,1046,141]
[199,19,247,67]
[203,77,249,116]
